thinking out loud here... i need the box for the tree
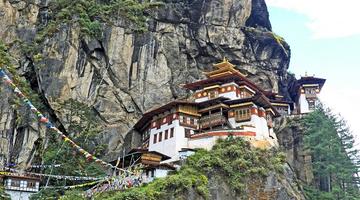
[303,105,360,200]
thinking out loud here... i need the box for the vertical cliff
[0,0,294,167]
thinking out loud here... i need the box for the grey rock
[0,1,305,198]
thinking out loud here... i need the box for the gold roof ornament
[205,58,247,77]
[213,57,235,69]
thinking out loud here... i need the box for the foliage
[302,105,360,199]
[272,32,285,44]
[60,189,87,200]
[96,169,208,200]
[0,40,45,111]
[0,185,10,200]
[30,99,106,199]
[93,137,286,200]
[36,0,164,40]
[0,41,11,67]
[30,188,64,200]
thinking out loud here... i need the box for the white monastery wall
[5,191,35,200]
[149,120,183,158]
[188,136,217,150]
[195,97,208,103]
[299,94,310,114]
[219,91,237,99]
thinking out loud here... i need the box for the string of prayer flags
[4,168,104,181]
[0,67,131,173]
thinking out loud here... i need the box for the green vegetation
[272,32,285,44]
[0,42,11,67]
[302,106,360,200]
[37,0,163,41]
[17,0,163,62]
[30,99,106,200]
[59,137,286,200]
[0,40,45,111]
[0,185,10,200]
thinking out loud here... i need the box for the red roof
[183,72,265,93]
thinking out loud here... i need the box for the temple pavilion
[133,58,319,163]
[294,75,326,114]
[110,58,326,181]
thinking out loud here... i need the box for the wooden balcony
[179,122,198,129]
[199,113,227,129]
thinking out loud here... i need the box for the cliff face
[0,0,307,199]
[185,165,305,200]
[0,0,293,166]
[275,116,314,185]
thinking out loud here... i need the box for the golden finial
[223,57,228,63]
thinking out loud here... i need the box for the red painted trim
[190,131,256,139]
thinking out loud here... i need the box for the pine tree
[303,105,360,200]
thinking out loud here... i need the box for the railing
[199,113,227,129]
[179,122,198,129]
[5,186,39,192]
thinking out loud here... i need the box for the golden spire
[204,58,247,77]
[213,57,234,69]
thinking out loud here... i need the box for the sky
[265,0,360,143]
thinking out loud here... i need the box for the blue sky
[265,0,360,143]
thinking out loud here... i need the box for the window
[11,180,20,187]
[190,118,195,125]
[157,120,161,129]
[167,115,172,125]
[159,132,163,142]
[170,128,174,138]
[180,116,184,123]
[165,130,168,140]
[240,91,245,98]
[308,100,315,110]
[185,129,191,138]
[153,134,157,144]
[208,90,218,99]
[234,108,251,122]
[28,182,35,188]
[20,180,26,188]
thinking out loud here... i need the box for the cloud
[265,0,360,39]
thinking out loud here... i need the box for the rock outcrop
[0,0,292,166]
[0,0,308,199]
[206,164,305,200]
[275,116,314,185]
